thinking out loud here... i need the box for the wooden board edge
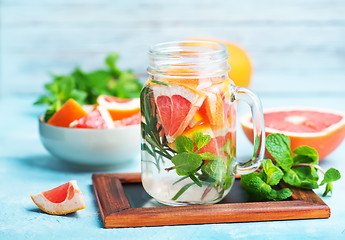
[92,173,331,228]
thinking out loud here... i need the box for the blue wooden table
[1,0,345,239]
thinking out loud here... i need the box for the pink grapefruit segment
[152,84,206,142]
[241,107,345,161]
[71,107,114,129]
[31,180,86,215]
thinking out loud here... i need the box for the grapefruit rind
[31,180,86,215]
[241,107,345,161]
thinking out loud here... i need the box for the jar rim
[149,40,227,57]
[148,41,230,78]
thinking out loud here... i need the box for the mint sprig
[35,53,143,121]
[241,133,341,201]
[167,131,227,200]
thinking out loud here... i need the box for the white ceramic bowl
[38,115,141,168]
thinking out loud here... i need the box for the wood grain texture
[1,0,345,95]
[92,172,330,228]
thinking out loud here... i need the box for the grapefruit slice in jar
[97,95,140,121]
[151,83,206,143]
[31,180,86,215]
[241,107,345,161]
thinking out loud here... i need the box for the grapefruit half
[31,180,86,215]
[241,107,345,161]
[151,84,206,142]
[97,95,140,121]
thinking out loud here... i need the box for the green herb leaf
[293,146,319,165]
[172,182,195,200]
[262,159,284,186]
[266,133,293,171]
[189,174,202,187]
[283,166,319,189]
[151,80,169,86]
[320,168,341,196]
[320,168,341,185]
[171,152,203,176]
[201,159,224,183]
[268,188,293,201]
[253,135,260,158]
[105,53,121,76]
[175,135,195,153]
[194,131,211,150]
[241,172,292,201]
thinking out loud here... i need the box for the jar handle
[231,85,265,175]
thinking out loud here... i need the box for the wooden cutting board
[92,172,330,228]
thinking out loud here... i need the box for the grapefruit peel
[31,180,86,215]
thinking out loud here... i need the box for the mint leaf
[240,172,270,201]
[320,168,341,196]
[105,53,121,76]
[171,152,203,176]
[293,146,319,165]
[320,168,341,185]
[283,166,319,189]
[262,159,284,185]
[201,159,225,183]
[241,172,292,201]
[175,135,195,153]
[268,188,293,201]
[266,133,293,171]
[194,131,211,150]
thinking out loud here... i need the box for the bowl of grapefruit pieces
[39,95,141,168]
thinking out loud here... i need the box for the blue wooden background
[1,0,345,97]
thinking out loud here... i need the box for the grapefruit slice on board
[241,107,345,161]
[97,95,140,121]
[31,180,86,215]
[71,106,114,129]
[47,99,88,127]
[151,84,206,142]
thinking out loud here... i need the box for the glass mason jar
[140,41,265,206]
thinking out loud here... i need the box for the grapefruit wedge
[97,95,140,121]
[47,99,88,127]
[71,106,114,129]
[151,84,206,142]
[241,107,345,161]
[31,180,86,215]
